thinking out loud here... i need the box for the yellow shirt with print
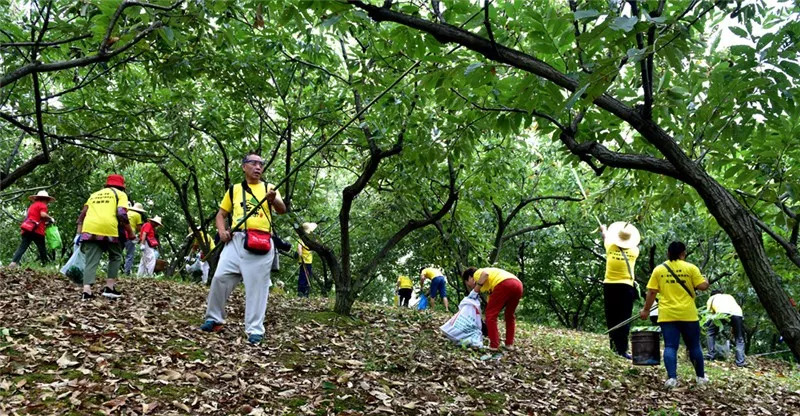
[128,211,142,233]
[421,267,443,280]
[647,260,706,322]
[82,188,129,237]
[220,182,279,232]
[397,275,413,289]
[604,242,639,286]
[473,267,516,294]
[298,241,313,264]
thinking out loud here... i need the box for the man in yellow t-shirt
[420,266,450,312]
[396,275,413,307]
[640,241,710,388]
[600,221,640,359]
[297,222,317,298]
[705,289,746,366]
[123,202,146,275]
[75,174,134,300]
[201,152,287,345]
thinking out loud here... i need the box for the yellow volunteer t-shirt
[604,242,639,286]
[421,267,443,280]
[193,231,216,253]
[473,267,516,294]
[82,188,129,237]
[647,260,706,322]
[298,241,313,264]
[397,275,413,289]
[706,294,743,317]
[220,182,279,232]
[128,211,142,232]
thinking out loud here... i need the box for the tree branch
[558,129,682,179]
[1,33,91,48]
[501,219,565,242]
[358,159,459,290]
[483,0,499,59]
[751,215,800,269]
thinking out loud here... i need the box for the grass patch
[165,337,207,361]
[14,372,57,384]
[1,343,23,357]
[141,384,195,401]
[332,394,365,412]
[648,406,680,416]
[110,369,138,380]
[464,387,506,413]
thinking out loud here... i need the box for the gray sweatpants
[204,233,273,336]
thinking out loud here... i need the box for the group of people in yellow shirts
[7,158,752,361]
[601,221,746,388]
[6,174,165,299]
[396,266,524,354]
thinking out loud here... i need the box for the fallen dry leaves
[0,267,798,415]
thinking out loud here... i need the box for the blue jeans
[661,321,705,379]
[430,276,447,299]
[298,263,312,297]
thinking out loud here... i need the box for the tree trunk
[692,176,800,361]
[334,282,357,315]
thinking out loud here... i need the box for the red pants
[485,278,523,349]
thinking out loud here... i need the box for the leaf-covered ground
[1,269,798,416]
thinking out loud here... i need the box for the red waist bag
[244,229,271,254]
[20,218,38,233]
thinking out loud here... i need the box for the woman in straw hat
[297,222,317,297]
[600,221,641,359]
[137,215,162,277]
[9,190,56,268]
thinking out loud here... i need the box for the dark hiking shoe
[200,320,224,333]
[101,286,122,299]
[248,333,263,345]
[81,292,95,301]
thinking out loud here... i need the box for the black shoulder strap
[618,246,635,281]
[241,181,272,230]
[109,188,120,226]
[108,187,119,206]
[662,262,695,298]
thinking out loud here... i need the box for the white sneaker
[664,378,678,388]
[696,376,709,386]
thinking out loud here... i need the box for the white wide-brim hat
[606,221,640,249]
[28,190,55,202]
[150,216,163,226]
[128,202,146,213]
[302,222,318,234]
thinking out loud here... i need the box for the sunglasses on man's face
[244,159,265,167]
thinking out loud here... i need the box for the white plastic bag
[440,297,483,348]
[185,255,202,275]
[60,241,85,284]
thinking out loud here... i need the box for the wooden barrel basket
[154,259,168,273]
[631,331,661,366]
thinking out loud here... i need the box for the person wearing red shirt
[137,216,162,276]
[10,190,55,267]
